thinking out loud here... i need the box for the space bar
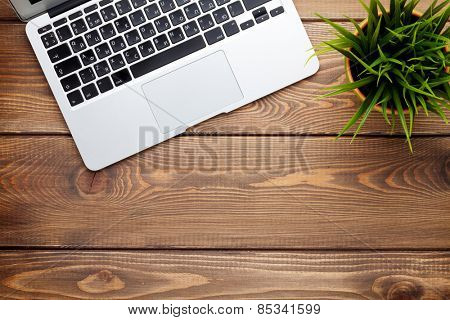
[130,36,206,79]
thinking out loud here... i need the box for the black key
[84,4,99,13]
[110,36,127,52]
[198,14,214,30]
[270,6,284,17]
[176,0,191,6]
[55,56,82,77]
[227,1,244,17]
[240,19,254,30]
[95,43,112,59]
[129,10,146,26]
[48,43,72,63]
[79,67,96,83]
[85,30,102,46]
[86,12,103,29]
[80,49,97,65]
[124,47,141,63]
[132,0,147,8]
[138,41,156,57]
[111,69,132,86]
[71,19,87,35]
[199,0,216,12]
[253,7,268,23]
[67,90,84,106]
[100,23,116,40]
[82,83,99,100]
[168,27,185,44]
[97,77,114,93]
[100,0,114,6]
[61,74,81,92]
[41,32,58,48]
[94,61,111,77]
[223,20,239,36]
[242,0,270,10]
[70,36,87,53]
[101,5,118,21]
[159,0,176,13]
[144,3,161,20]
[125,30,142,45]
[215,0,230,5]
[131,35,206,78]
[56,25,73,42]
[140,22,157,39]
[114,16,132,33]
[109,54,126,70]
[212,7,229,23]
[116,0,133,15]
[205,26,224,44]
[154,16,171,32]
[53,18,67,28]
[169,9,186,26]
[183,20,200,37]
[69,11,82,20]
[154,34,170,50]
[38,25,52,34]
[184,3,201,19]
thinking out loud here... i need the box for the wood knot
[76,170,107,194]
[373,276,425,300]
[77,270,125,294]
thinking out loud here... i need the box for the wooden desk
[0,0,449,299]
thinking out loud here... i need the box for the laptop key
[130,10,146,26]
[97,77,114,93]
[79,67,96,84]
[176,0,191,6]
[144,4,161,20]
[56,25,73,42]
[227,1,244,17]
[41,32,58,48]
[242,0,270,10]
[125,30,142,46]
[138,41,156,57]
[115,16,132,33]
[253,7,269,23]
[270,6,284,17]
[204,26,225,44]
[116,0,133,15]
[100,0,114,6]
[169,9,186,26]
[124,47,141,63]
[184,3,201,19]
[216,0,230,5]
[240,19,254,30]
[154,34,170,50]
[159,0,176,13]
[70,37,87,53]
[154,16,171,32]
[100,23,116,40]
[69,11,82,20]
[55,56,82,77]
[95,43,112,59]
[199,0,216,12]
[168,27,185,44]
[109,54,126,70]
[53,18,67,27]
[61,74,81,92]
[132,0,147,8]
[80,49,97,66]
[82,83,99,100]
[71,19,88,35]
[94,61,111,77]
[223,20,239,36]
[110,36,127,52]
[140,22,157,39]
[67,90,84,106]
[183,20,200,37]
[111,69,132,86]
[84,4,99,13]
[38,25,52,34]
[86,12,103,29]
[85,30,102,46]
[131,35,206,78]
[101,5,118,22]
[212,8,229,24]
[198,14,214,30]
[48,43,72,63]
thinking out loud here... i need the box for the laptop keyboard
[39,0,285,107]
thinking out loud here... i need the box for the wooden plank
[0,0,439,21]
[0,22,449,135]
[0,250,448,299]
[0,136,449,249]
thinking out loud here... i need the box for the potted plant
[313,0,449,151]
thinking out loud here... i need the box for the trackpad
[142,51,243,133]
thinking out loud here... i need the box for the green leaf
[393,90,413,152]
[320,76,376,98]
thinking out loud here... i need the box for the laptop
[10,0,319,170]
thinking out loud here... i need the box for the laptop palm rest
[142,51,243,134]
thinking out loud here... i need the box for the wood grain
[0,250,449,299]
[0,22,449,135]
[0,136,449,249]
